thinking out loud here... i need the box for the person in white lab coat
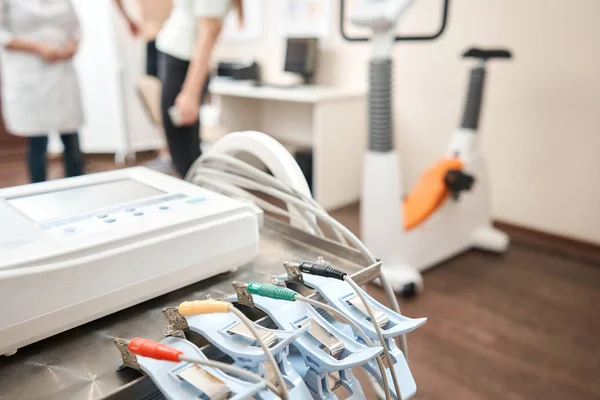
[0,0,85,183]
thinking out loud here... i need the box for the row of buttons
[95,206,171,222]
[61,197,205,234]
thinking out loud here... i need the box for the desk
[209,79,367,210]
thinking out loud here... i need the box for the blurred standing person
[155,0,243,177]
[0,0,85,183]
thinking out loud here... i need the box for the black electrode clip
[284,261,347,281]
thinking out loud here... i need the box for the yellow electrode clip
[178,300,232,316]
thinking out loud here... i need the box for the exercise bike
[342,0,512,295]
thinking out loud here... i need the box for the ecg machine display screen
[7,179,164,222]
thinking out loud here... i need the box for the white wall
[214,0,600,244]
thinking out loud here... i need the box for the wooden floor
[2,155,599,400]
[333,204,600,400]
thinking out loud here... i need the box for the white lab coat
[0,0,83,136]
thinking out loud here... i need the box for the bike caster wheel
[400,282,418,298]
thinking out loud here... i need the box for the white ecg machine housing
[0,167,259,355]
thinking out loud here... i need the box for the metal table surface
[0,219,376,400]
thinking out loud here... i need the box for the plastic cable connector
[178,300,232,316]
[128,337,183,362]
[248,282,298,302]
[299,262,347,281]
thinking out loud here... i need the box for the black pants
[158,51,208,177]
[28,133,85,183]
[146,40,158,77]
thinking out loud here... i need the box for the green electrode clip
[247,282,298,302]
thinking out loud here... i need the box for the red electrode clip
[128,337,183,362]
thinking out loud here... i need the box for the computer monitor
[284,38,318,84]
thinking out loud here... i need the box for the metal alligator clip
[298,318,345,359]
[226,321,278,348]
[346,294,389,328]
[297,272,428,400]
[228,286,383,400]
[114,336,266,400]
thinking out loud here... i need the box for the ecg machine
[0,167,260,356]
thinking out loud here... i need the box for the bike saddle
[462,47,512,60]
